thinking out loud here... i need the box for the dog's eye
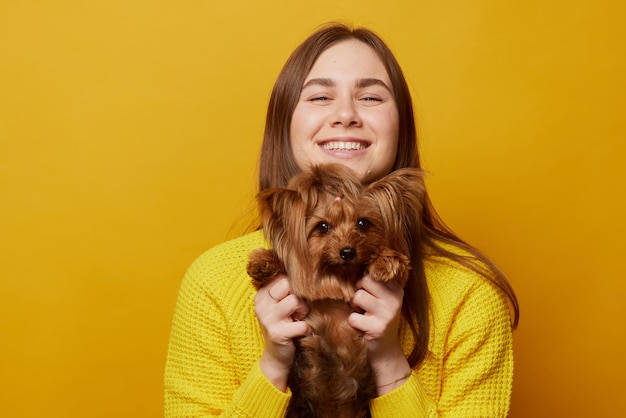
[316,221,331,234]
[356,218,371,231]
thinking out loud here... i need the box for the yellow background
[1,1,624,416]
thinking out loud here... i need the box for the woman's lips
[318,139,370,151]
[317,139,370,159]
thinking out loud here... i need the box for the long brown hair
[258,23,519,368]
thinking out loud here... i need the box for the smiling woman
[165,23,519,417]
[290,40,399,182]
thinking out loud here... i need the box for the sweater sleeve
[433,278,514,417]
[370,274,514,417]
[369,373,437,417]
[164,248,291,417]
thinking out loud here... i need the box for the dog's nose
[339,247,356,261]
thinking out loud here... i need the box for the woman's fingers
[266,276,291,302]
[257,276,309,321]
[255,275,310,344]
[352,275,403,314]
[349,275,404,342]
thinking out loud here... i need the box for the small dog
[247,163,425,418]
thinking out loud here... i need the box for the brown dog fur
[247,163,425,418]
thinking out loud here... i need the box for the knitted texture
[164,230,514,417]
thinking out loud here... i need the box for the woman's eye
[361,96,382,102]
[310,96,331,102]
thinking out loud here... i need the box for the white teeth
[322,141,365,150]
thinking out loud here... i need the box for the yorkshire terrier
[247,163,425,418]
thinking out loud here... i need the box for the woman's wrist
[371,346,412,395]
[375,369,412,394]
[259,352,291,392]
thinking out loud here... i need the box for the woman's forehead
[303,40,391,85]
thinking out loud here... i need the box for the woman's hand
[349,274,412,395]
[254,275,310,391]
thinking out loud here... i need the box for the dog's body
[247,164,424,418]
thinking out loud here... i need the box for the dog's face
[306,190,387,283]
[257,163,424,301]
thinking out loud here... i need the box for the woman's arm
[349,275,413,395]
[164,259,299,417]
[368,276,514,417]
[255,276,310,391]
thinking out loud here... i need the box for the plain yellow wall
[1,1,624,416]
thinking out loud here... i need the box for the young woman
[165,23,519,417]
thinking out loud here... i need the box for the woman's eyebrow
[302,78,335,89]
[301,77,392,92]
[355,78,392,92]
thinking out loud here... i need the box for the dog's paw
[368,248,411,286]
[246,248,285,288]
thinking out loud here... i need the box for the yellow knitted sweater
[164,230,513,417]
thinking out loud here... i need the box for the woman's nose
[330,98,361,127]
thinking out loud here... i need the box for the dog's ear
[362,168,426,251]
[256,187,310,282]
[256,187,299,241]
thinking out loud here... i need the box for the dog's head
[257,163,424,301]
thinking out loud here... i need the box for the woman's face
[289,40,399,182]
